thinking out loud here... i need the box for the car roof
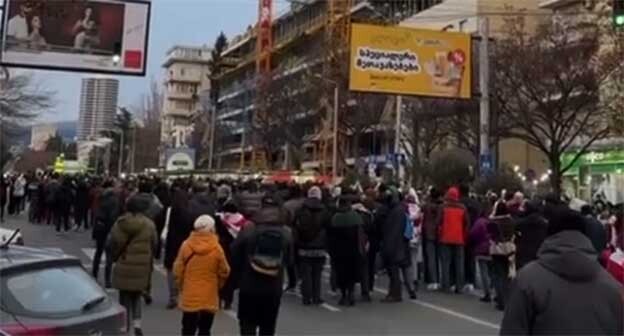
[0,245,80,272]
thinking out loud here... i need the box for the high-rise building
[77,77,119,141]
[160,46,211,149]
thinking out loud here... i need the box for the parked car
[0,227,23,246]
[0,245,126,335]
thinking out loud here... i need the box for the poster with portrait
[1,0,150,76]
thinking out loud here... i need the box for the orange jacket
[438,187,470,245]
[173,231,230,313]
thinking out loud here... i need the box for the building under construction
[214,0,443,173]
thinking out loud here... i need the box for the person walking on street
[0,175,8,222]
[469,206,493,303]
[580,205,607,254]
[283,184,304,292]
[174,215,230,336]
[11,174,26,216]
[421,188,442,290]
[54,177,74,233]
[74,177,90,231]
[218,202,249,309]
[164,187,192,309]
[487,202,515,311]
[294,186,329,305]
[231,194,293,336]
[501,207,623,335]
[438,187,470,294]
[109,194,158,336]
[92,180,120,288]
[379,186,415,302]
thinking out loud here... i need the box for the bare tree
[492,15,624,195]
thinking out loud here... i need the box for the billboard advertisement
[1,0,150,76]
[350,23,472,99]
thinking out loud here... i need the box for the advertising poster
[1,0,150,76]
[350,23,472,99]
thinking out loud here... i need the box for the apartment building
[77,77,119,141]
[215,0,442,170]
[161,46,212,150]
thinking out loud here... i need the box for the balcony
[165,72,203,84]
[167,91,197,101]
[163,46,211,67]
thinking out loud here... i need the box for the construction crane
[251,0,352,174]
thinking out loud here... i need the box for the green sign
[561,149,624,170]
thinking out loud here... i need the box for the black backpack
[295,207,324,244]
[250,227,285,277]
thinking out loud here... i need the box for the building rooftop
[163,45,212,67]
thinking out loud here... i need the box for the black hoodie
[501,230,624,335]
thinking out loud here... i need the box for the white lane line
[373,287,499,330]
[222,309,238,320]
[40,247,64,253]
[283,290,341,312]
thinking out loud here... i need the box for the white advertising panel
[1,0,150,76]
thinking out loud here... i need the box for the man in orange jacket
[437,187,470,293]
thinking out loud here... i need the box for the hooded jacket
[379,188,410,266]
[438,187,469,245]
[93,188,121,241]
[294,198,329,256]
[514,205,548,269]
[501,230,624,336]
[174,231,230,313]
[110,196,158,292]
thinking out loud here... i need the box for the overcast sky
[9,0,289,123]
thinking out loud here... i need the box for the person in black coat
[91,180,120,287]
[501,206,623,335]
[0,175,7,222]
[164,187,191,309]
[580,205,607,254]
[514,200,548,270]
[74,178,90,230]
[54,178,74,233]
[379,186,414,302]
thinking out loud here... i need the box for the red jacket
[438,187,470,245]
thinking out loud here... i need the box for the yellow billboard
[350,23,472,99]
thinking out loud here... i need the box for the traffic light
[615,0,624,28]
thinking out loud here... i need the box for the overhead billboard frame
[0,0,151,76]
[349,23,472,99]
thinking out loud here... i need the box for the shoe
[480,295,492,303]
[134,327,144,336]
[361,294,372,302]
[312,298,325,305]
[338,296,347,306]
[303,299,312,306]
[166,301,177,310]
[143,294,152,305]
[464,284,475,293]
[408,291,417,300]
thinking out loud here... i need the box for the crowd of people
[1,171,623,336]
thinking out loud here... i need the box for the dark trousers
[286,264,297,289]
[440,244,465,291]
[387,265,402,299]
[464,246,475,286]
[182,311,214,336]
[0,202,5,221]
[367,246,378,290]
[299,256,325,303]
[74,207,89,229]
[54,208,70,232]
[424,240,439,284]
[93,236,112,287]
[238,292,281,336]
[490,256,510,308]
[358,253,370,296]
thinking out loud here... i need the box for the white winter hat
[194,215,215,233]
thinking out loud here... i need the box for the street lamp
[314,74,339,182]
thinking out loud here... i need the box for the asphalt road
[2,214,503,335]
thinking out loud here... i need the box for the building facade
[214,0,437,171]
[77,77,119,141]
[160,46,212,150]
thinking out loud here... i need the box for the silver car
[0,245,126,335]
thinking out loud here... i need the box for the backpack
[403,215,414,240]
[250,227,285,277]
[295,207,323,244]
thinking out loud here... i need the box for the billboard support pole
[395,95,403,180]
[479,17,491,174]
[332,85,339,182]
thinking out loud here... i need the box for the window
[180,68,186,76]
[2,266,108,318]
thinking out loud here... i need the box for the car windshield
[3,266,107,317]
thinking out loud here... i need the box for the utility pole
[394,95,403,180]
[118,130,124,177]
[479,16,491,175]
[332,85,339,182]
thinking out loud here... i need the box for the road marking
[81,248,96,260]
[222,309,238,320]
[283,290,341,312]
[373,287,499,330]
[39,247,64,254]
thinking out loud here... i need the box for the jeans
[119,291,142,329]
[238,292,281,336]
[182,311,214,336]
[167,269,179,303]
[92,236,112,287]
[54,208,70,232]
[299,257,325,303]
[476,257,492,298]
[425,240,439,284]
[490,255,510,308]
[0,202,5,221]
[439,244,465,292]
